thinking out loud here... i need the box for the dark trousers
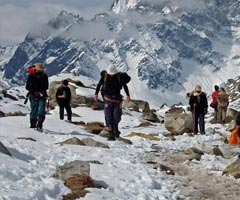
[59,104,72,121]
[104,101,122,134]
[193,112,205,133]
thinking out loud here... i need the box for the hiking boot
[30,119,37,128]
[200,132,205,135]
[108,131,115,141]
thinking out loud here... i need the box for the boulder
[58,137,85,145]
[53,160,90,181]
[223,158,240,179]
[0,142,12,156]
[125,99,150,113]
[84,122,106,134]
[81,138,109,148]
[128,132,160,141]
[184,147,204,161]
[141,111,160,123]
[164,108,193,135]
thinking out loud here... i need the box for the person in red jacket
[211,85,220,122]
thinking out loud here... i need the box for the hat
[34,63,44,71]
[107,65,118,75]
[63,79,68,86]
[195,85,201,91]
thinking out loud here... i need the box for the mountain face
[0,0,240,104]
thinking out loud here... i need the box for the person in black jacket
[56,79,72,122]
[189,85,208,135]
[94,65,131,141]
[25,63,49,131]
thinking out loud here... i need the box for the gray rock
[141,111,160,123]
[0,142,12,156]
[223,158,240,179]
[53,160,90,181]
[81,138,109,148]
[58,137,85,145]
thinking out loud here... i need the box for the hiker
[26,63,49,131]
[228,115,240,145]
[189,85,208,135]
[94,65,131,140]
[56,79,72,122]
[210,85,220,122]
[216,87,229,123]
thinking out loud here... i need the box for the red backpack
[27,65,35,74]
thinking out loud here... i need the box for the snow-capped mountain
[1,0,240,106]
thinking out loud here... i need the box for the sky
[0,0,114,46]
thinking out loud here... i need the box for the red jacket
[212,91,219,102]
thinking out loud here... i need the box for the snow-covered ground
[0,73,240,200]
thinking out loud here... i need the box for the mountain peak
[111,0,140,14]
[48,10,83,29]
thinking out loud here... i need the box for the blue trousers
[29,95,46,121]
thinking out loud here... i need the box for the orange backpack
[229,128,239,145]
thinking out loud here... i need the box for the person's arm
[94,76,104,102]
[123,84,130,102]
[26,75,33,92]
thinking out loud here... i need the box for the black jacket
[56,86,71,105]
[189,92,208,114]
[26,72,48,96]
[95,73,130,97]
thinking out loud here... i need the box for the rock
[128,132,160,141]
[227,107,239,123]
[223,158,240,179]
[153,163,175,175]
[99,130,110,138]
[164,108,193,135]
[5,111,26,117]
[71,121,86,126]
[141,111,160,123]
[84,122,106,134]
[58,137,85,145]
[53,160,90,181]
[184,147,204,161]
[212,146,224,157]
[184,147,204,155]
[0,110,5,117]
[117,137,133,145]
[81,138,109,148]
[125,99,150,113]
[63,174,94,200]
[0,142,12,156]
[91,102,104,110]
[134,122,154,128]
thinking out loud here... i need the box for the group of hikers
[25,62,240,144]
[25,63,131,141]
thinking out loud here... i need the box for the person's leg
[29,96,38,128]
[199,113,205,134]
[65,104,72,121]
[113,102,122,138]
[217,107,221,123]
[36,97,46,130]
[59,105,64,120]
[222,107,227,123]
[104,101,115,140]
[193,112,199,134]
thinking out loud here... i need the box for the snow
[1,77,239,199]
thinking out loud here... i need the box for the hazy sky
[0,0,114,46]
